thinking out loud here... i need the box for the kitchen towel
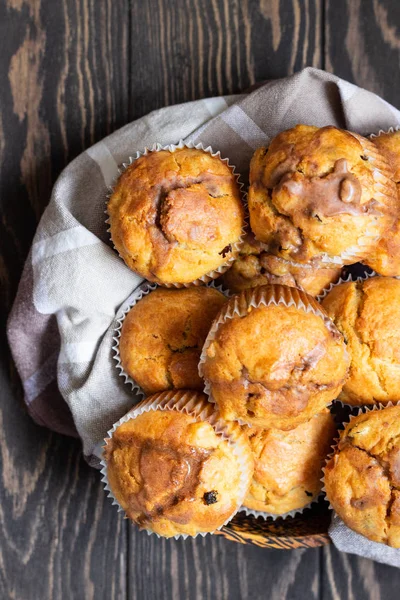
[7,66,400,564]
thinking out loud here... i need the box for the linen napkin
[7,66,400,563]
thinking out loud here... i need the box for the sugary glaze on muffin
[322,276,400,406]
[201,284,349,429]
[248,125,397,266]
[107,148,244,284]
[244,409,336,514]
[364,130,400,276]
[104,394,248,537]
[221,231,342,296]
[324,405,400,547]
[119,287,226,394]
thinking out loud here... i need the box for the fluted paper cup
[105,140,246,287]
[100,390,254,539]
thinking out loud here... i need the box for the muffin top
[322,276,400,406]
[119,286,226,395]
[324,405,400,548]
[221,231,342,296]
[104,393,248,537]
[201,284,349,429]
[107,148,244,284]
[244,409,336,515]
[364,131,400,276]
[248,125,397,266]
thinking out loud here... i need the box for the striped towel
[8,67,400,564]
[7,67,400,461]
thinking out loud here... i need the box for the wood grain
[129,0,322,117]
[325,0,400,108]
[2,0,400,598]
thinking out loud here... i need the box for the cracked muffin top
[119,286,227,395]
[107,147,244,284]
[200,284,349,429]
[364,130,400,276]
[104,392,250,537]
[322,276,400,406]
[221,231,342,296]
[244,409,336,515]
[324,405,400,548]
[248,125,397,266]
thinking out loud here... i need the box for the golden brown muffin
[221,232,342,296]
[364,130,400,275]
[119,286,226,394]
[322,276,400,406]
[200,284,349,429]
[244,409,336,515]
[248,125,397,266]
[324,405,400,547]
[107,148,244,284]
[103,391,253,538]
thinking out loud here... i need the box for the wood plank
[0,0,130,598]
[325,0,400,110]
[321,545,400,600]
[129,0,323,118]
[128,532,320,600]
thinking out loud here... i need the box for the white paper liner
[321,401,400,513]
[105,140,247,287]
[239,493,322,522]
[316,267,374,301]
[199,284,348,426]
[370,126,400,139]
[113,280,230,395]
[100,390,254,540]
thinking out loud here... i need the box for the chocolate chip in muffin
[203,490,219,505]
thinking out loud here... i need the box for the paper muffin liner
[320,400,400,512]
[239,494,322,522]
[316,266,374,301]
[113,280,230,395]
[369,125,400,140]
[100,390,254,540]
[199,284,347,424]
[105,140,247,288]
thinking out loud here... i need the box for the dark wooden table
[1,1,400,598]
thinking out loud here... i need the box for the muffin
[248,125,397,266]
[119,286,227,395]
[107,147,244,285]
[322,276,400,406]
[200,284,349,429]
[365,130,400,276]
[103,391,253,538]
[324,405,400,548]
[244,409,336,515]
[221,232,342,296]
